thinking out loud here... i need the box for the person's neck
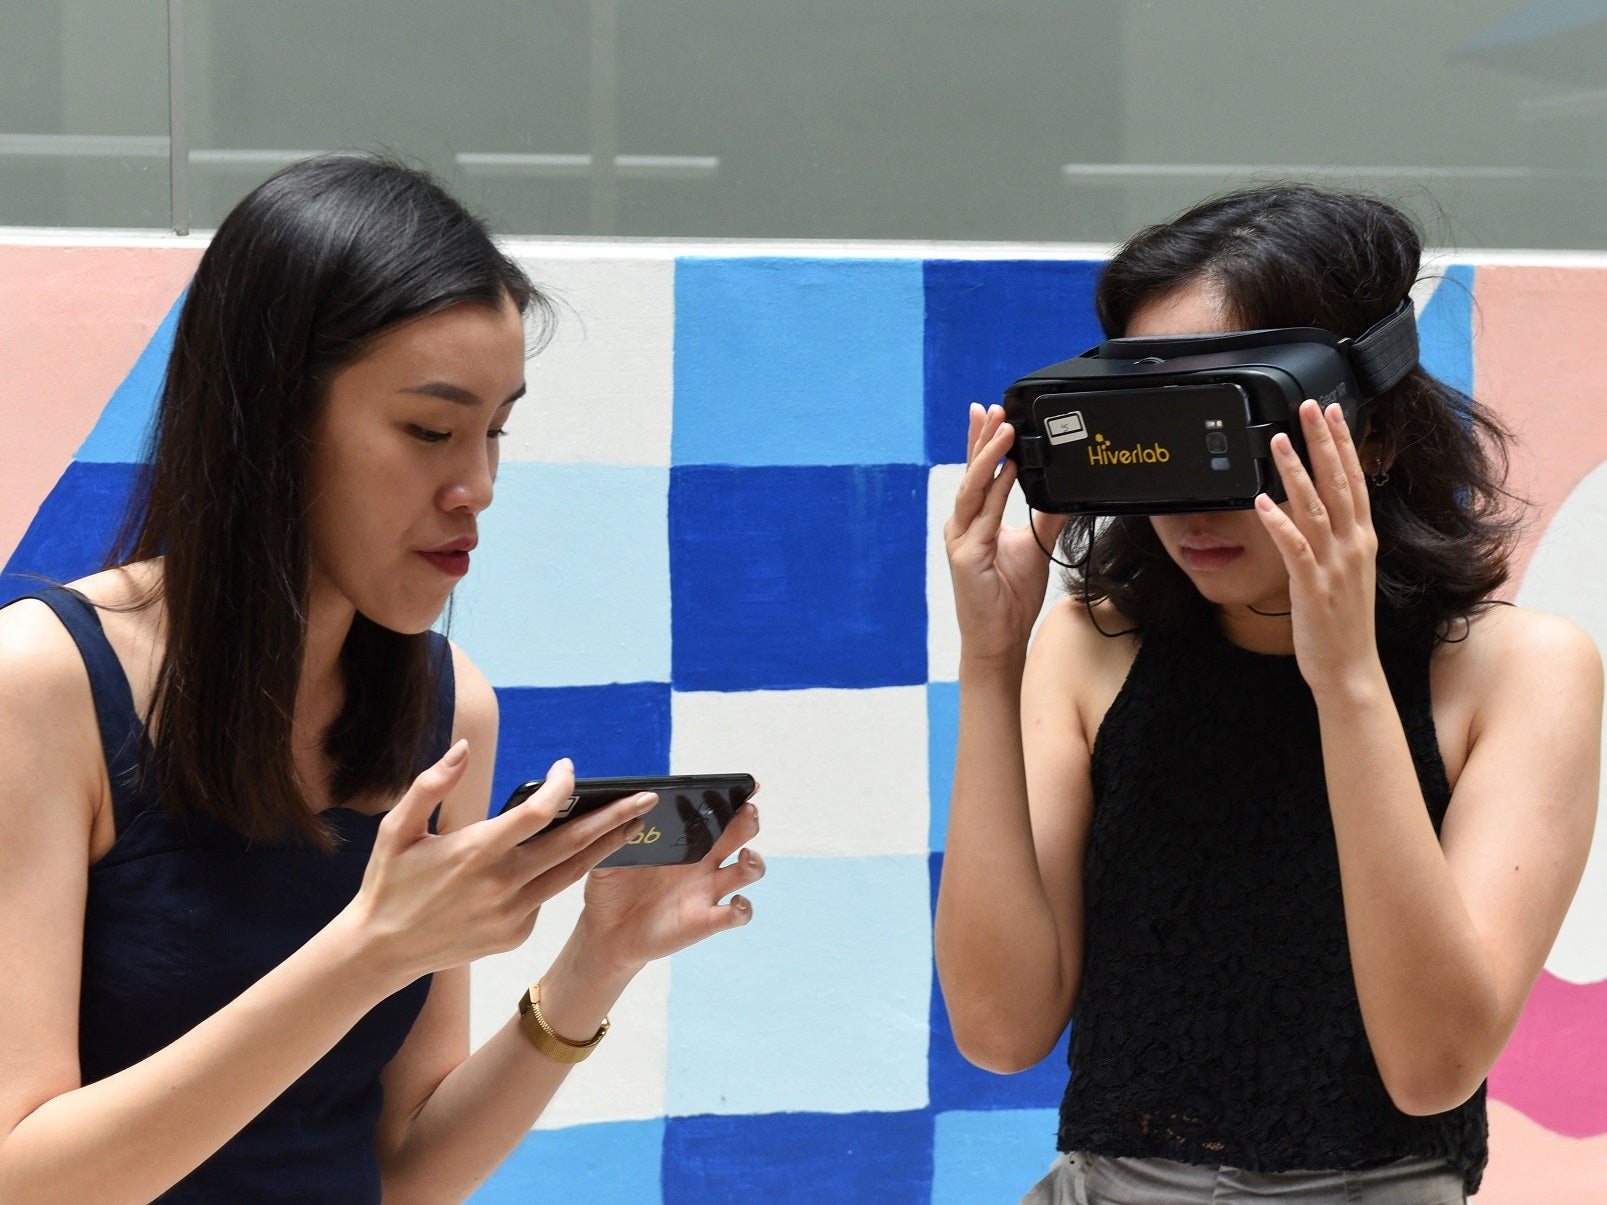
[1217,601,1296,655]
[296,589,356,757]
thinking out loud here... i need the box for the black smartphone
[498,773,757,868]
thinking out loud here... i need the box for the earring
[1370,458,1389,487]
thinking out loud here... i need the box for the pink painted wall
[0,244,201,567]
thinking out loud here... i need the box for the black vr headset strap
[1343,298,1419,398]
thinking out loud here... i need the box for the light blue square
[449,462,670,687]
[928,680,959,851]
[672,257,925,466]
[666,855,932,1116]
[932,1108,1061,1205]
[1417,264,1474,399]
[470,1119,664,1205]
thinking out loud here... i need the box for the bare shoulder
[0,595,94,716]
[1026,596,1142,749]
[0,595,104,839]
[447,639,499,745]
[436,640,501,833]
[1031,596,1142,681]
[1437,604,1602,703]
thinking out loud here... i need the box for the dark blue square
[927,852,1072,1113]
[662,1110,933,1204]
[924,260,1105,465]
[669,465,926,692]
[1,461,140,605]
[488,683,671,818]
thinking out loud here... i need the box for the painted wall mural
[2,237,1604,1202]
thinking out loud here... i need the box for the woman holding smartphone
[0,154,764,1203]
[936,184,1599,1203]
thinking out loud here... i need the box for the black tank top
[16,588,450,1203]
[1056,616,1488,1195]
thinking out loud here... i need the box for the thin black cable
[1247,603,1292,618]
[1026,504,1138,639]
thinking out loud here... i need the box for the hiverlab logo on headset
[1086,432,1171,466]
[1043,410,1171,466]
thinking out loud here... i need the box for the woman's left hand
[1254,399,1383,696]
[573,802,764,974]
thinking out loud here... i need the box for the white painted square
[670,686,928,858]
[927,463,1065,683]
[503,254,674,466]
[470,877,672,1129]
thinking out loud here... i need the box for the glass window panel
[9,1,1607,248]
[0,1,171,228]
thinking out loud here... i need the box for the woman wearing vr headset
[0,155,763,1202]
[938,184,1599,1202]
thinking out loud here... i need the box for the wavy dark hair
[112,153,548,847]
[1060,183,1521,645]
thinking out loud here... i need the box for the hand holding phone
[498,773,757,868]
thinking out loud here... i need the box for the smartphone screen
[498,773,756,868]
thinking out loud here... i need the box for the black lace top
[1056,617,1488,1195]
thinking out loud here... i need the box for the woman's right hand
[345,742,653,987]
[943,403,1068,664]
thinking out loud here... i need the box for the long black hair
[113,153,549,847]
[1061,183,1521,645]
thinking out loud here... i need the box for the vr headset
[1001,299,1419,515]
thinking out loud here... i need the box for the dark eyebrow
[402,382,527,407]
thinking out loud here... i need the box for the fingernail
[552,756,573,774]
[444,740,468,766]
[634,792,658,814]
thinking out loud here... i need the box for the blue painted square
[927,852,1072,1114]
[928,680,959,850]
[1417,264,1475,400]
[932,1107,1061,1204]
[1,461,140,605]
[662,1110,933,1204]
[449,462,670,688]
[924,259,1105,465]
[667,855,932,1116]
[669,465,926,691]
[76,289,186,464]
[488,683,670,818]
[471,1119,664,1204]
[673,258,925,466]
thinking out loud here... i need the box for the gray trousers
[1021,1152,1466,1204]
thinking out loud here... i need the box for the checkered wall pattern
[1,252,1482,1203]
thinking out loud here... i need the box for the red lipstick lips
[418,536,476,578]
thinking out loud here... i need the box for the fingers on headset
[1325,403,1372,525]
[1300,401,1355,527]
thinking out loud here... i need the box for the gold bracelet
[517,980,610,1065]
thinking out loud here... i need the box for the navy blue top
[14,587,451,1203]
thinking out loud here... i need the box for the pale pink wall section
[0,245,201,566]
[1475,264,1607,1200]
[1474,265,1607,588]
[1481,1101,1607,1202]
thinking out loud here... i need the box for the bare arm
[0,609,654,1204]
[934,403,1104,1072]
[1317,608,1599,1114]
[1258,400,1602,1114]
[373,647,764,1203]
